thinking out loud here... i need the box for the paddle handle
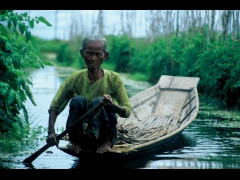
[56,102,102,140]
[22,102,102,164]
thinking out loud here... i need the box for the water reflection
[2,65,240,169]
[147,120,240,169]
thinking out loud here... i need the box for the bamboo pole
[186,10,189,32]
[145,10,150,41]
[126,10,132,37]
[155,10,160,36]
[198,10,202,33]
[221,10,231,41]
[97,10,104,37]
[54,10,58,40]
[78,10,84,36]
[169,10,173,34]
[216,10,222,42]
[91,10,96,35]
[210,10,216,42]
[166,10,169,35]
[120,10,125,35]
[158,10,163,36]
[236,10,239,38]
[237,10,240,54]
[176,10,179,37]
[191,10,196,37]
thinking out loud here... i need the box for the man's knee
[72,95,85,101]
[93,97,103,105]
[70,95,87,108]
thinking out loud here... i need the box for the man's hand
[102,94,126,117]
[46,131,59,147]
[102,94,113,106]
[47,110,58,147]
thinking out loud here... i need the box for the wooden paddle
[22,102,102,164]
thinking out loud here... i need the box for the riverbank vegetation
[1,10,239,166]
[47,10,239,110]
[0,10,52,163]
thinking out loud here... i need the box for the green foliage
[33,37,68,54]
[191,36,240,108]
[101,62,116,71]
[50,26,239,109]
[107,32,240,108]
[57,43,75,65]
[0,10,51,46]
[106,34,133,72]
[0,114,47,156]
[128,72,149,81]
[55,36,85,68]
[0,10,52,136]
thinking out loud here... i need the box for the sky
[15,10,86,40]
[14,10,147,40]
[14,10,225,41]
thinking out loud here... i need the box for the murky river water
[2,65,240,169]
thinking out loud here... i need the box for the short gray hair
[81,35,107,54]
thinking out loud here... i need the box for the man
[46,35,131,153]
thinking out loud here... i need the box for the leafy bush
[0,10,52,137]
[0,115,46,154]
[191,36,240,109]
[50,30,240,109]
[107,34,133,72]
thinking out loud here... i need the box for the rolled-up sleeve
[49,75,74,115]
[113,74,131,118]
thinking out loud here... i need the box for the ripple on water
[3,66,240,169]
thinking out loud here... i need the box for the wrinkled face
[80,41,108,70]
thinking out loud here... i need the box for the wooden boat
[58,75,200,160]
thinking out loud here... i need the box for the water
[2,65,240,169]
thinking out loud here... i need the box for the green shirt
[49,69,131,118]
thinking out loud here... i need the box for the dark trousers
[66,95,118,151]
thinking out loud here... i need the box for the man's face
[80,41,108,70]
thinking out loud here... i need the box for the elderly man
[46,35,131,153]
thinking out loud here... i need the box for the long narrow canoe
[58,75,200,159]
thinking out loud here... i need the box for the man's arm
[109,103,126,117]
[46,110,59,147]
[102,94,126,117]
[111,74,131,118]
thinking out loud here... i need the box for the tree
[0,10,52,137]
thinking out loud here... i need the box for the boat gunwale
[110,86,199,154]
[58,75,200,157]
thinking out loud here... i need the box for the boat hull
[58,129,183,159]
[58,75,200,160]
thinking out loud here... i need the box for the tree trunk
[91,10,96,35]
[120,10,125,34]
[236,10,240,54]
[97,10,104,37]
[198,10,202,33]
[216,10,222,42]
[191,10,196,37]
[169,10,173,34]
[78,11,84,36]
[210,10,215,42]
[54,10,58,40]
[184,10,188,32]
[237,10,240,39]
[176,10,179,37]
[222,10,232,41]
[150,10,155,41]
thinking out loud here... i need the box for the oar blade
[22,144,50,164]
[22,102,102,164]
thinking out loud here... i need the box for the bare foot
[96,143,111,153]
[67,142,80,154]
